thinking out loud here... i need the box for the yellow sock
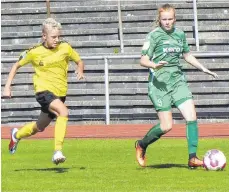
[16,122,38,139]
[54,116,68,151]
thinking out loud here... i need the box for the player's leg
[9,122,37,154]
[177,99,203,168]
[173,79,203,168]
[35,91,68,164]
[36,111,53,131]
[135,81,173,167]
[9,111,52,154]
[138,111,173,149]
[48,98,68,165]
[135,111,173,167]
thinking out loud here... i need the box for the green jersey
[141,27,190,82]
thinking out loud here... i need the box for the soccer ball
[203,149,226,171]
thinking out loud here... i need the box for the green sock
[140,123,164,149]
[186,120,198,158]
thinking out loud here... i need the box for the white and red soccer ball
[203,149,226,171]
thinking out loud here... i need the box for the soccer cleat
[188,156,203,169]
[52,150,66,165]
[135,140,146,167]
[9,128,20,154]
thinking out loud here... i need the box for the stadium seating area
[1,0,229,124]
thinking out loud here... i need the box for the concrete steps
[2,2,229,54]
[1,0,229,124]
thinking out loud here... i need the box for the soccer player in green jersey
[3,18,85,165]
[135,4,218,168]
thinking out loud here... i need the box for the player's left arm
[183,52,218,79]
[75,59,84,80]
[181,31,218,79]
[69,47,85,80]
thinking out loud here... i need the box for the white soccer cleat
[52,150,66,165]
[9,128,20,154]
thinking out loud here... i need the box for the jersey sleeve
[182,33,190,53]
[68,45,81,63]
[18,50,32,66]
[141,32,156,58]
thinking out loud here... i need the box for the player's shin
[54,116,68,151]
[140,123,164,149]
[16,122,38,139]
[186,120,198,159]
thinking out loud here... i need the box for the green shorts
[148,71,193,111]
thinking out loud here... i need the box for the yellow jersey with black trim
[18,42,81,96]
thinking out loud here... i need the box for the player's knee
[186,117,197,122]
[161,122,173,133]
[58,107,69,117]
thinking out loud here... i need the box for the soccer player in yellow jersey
[3,18,85,165]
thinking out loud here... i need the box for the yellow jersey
[18,42,81,96]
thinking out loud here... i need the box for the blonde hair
[42,18,62,33]
[155,4,176,27]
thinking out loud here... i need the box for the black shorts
[35,91,66,119]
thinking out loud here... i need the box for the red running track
[1,123,229,139]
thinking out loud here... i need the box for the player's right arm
[140,55,168,69]
[3,62,21,98]
[67,43,85,80]
[3,50,32,98]
[140,33,167,69]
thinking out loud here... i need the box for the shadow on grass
[14,166,86,173]
[146,163,187,169]
[14,167,69,173]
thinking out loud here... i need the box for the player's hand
[76,71,85,80]
[3,87,12,98]
[209,71,219,79]
[203,69,219,79]
[154,61,168,69]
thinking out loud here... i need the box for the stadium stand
[1,0,229,124]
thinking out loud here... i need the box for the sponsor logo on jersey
[39,61,44,66]
[177,39,183,45]
[163,47,181,53]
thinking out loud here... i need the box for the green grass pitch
[2,138,229,192]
